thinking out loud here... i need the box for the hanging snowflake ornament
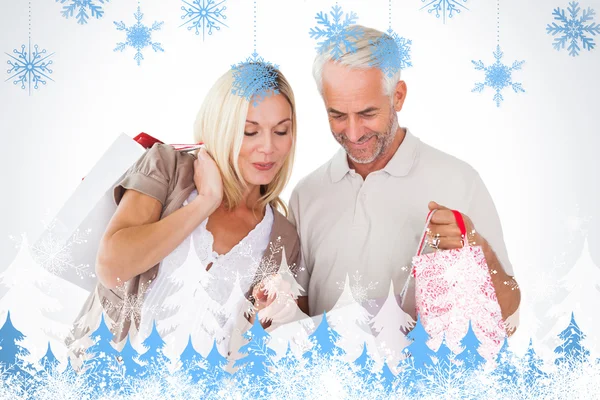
[471,45,525,107]
[55,0,111,25]
[420,0,470,23]
[231,52,280,107]
[5,39,54,95]
[309,4,362,60]
[546,1,600,57]
[114,6,164,66]
[369,29,412,78]
[180,0,228,40]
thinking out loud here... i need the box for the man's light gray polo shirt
[288,129,514,317]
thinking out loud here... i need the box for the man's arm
[476,235,521,334]
[428,171,521,334]
[287,188,310,316]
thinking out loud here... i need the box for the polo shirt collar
[329,128,419,183]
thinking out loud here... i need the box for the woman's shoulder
[113,143,195,207]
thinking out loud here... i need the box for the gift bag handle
[415,209,468,257]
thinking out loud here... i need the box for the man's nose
[345,116,363,143]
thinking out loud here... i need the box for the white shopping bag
[31,133,146,293]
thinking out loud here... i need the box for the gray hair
[312,25,402,98]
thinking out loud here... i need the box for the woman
[66,64,302,366]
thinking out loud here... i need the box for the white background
[1,0,599,360]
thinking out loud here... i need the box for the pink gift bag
[410,209,506,360]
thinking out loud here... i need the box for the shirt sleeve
[466,173,515,276]
[288,187,311,292]
[112,143,174,207]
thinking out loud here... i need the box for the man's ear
[393,80,407,112]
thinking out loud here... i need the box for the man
[289,25,520,331]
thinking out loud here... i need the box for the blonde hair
[313,25,402,97]
[193,66,296,216]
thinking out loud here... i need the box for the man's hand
[426,201,480,250]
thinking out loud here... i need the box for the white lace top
[137,189,273,358]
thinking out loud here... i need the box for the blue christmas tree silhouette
[84,313,121,391]
[377,358,396,393]
[455,321,486,370]
[234,313,276,377]
[353,342,376,383]
[0,311,33,376]
[434,333,454,370]
[303,312,345,365]
[138,320,169,377]
[402,314,435,370]
[521,339,548,386]
[199,338,228,392]
[119,334,144,378]
[493,336,517,386]
[554,312,590,367]
[277,342,299,369]
[38,342,59,373]
[179,335,205,383]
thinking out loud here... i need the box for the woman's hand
[248,276,279,327]
[193,148,223,212]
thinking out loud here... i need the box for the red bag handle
[133,132,203,151]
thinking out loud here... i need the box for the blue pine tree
[199,339,228,392]
[493,336,517,386]
[554,312,590,367]
[278,342,299,369]
[138,320,169,377]
[434,333,454,369]
[0,311,34,380]
[377,359,396,393]
[179,335,205,383]
[234,313,276,377]
[353,342,376,383]
[32,342,61,393]
[455,321,486,370]
[38,342,59,373]
[302,312,345,365]
[403,314,436,370]
[83,313,121,392]
[521,339,548,386]
[119,334,145,378]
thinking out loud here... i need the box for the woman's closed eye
[275,130,288,136]
[244,131,259,136]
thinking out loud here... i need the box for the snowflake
[238,237,284,289]
[231,52,280,107]
[369,29,412,78]
[5,40,54,95]
[55,0,110,25]
[109,281,159,327]
[180,0,227,40]
[546,1,600,57]
[336,270,378,308]
[30,220,93,279]
[309,4,362,60]
[471,45,525,107]
[420,0,469,23]
[114,6,164,66]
